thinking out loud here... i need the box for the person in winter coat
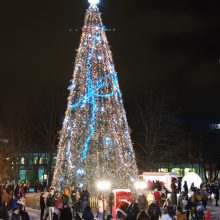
[0,201,9,220]
[75,213,82,220]
[75,188,81,212]
[2,190,11,208]
[181,196,189,220]
[161,206,175,220]
[214,185,219,206]
[60,204,72,220]
[200,187,208,210]
[40,193,46,220]
[188,195,196,219]
[97,195,107,220]
[147,201,161,220]
[195,201,205,220]
[161,186,168,206]
[116,199,130,220]
[82,205,94,220]
[176,207,186,220]
[126,203,140,220]
[162,199,172,215]
[81,188,90,212]
[183,181,188,196]
[136,210,150,220]
[46,192,55,220]
[10,208,21,220]
[153,189,161,207]
[18,204,30,220]
[138,193,147,211]
[171,182,177,206]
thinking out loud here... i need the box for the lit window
[21,157,25,164]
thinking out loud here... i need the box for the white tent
[182,172,202,190]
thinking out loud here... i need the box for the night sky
[1,0,220,128]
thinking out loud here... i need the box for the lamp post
[96,180,111,220]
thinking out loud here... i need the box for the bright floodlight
[96,180,111,191]
[88,0,100,5]
[182,172,202,190]
[134,181,147,190]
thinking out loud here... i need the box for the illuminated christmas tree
[52,0,138,192]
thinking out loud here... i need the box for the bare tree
[34,101,60,185]
[133,91,187,172]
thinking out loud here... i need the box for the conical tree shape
[52,3,138,192]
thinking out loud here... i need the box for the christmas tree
[52,0,138,192]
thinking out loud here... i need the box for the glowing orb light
[182,172,202,190]
[88,0,100,5]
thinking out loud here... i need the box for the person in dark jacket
[46,192,55,220]
[147,201,161,220]
[10,208,21,220]
[81,189,90,212]
[0,201,9,220]
[60,204,72,220]
[75,212,82,220]
[214,185,219,206]
[126,203,140,220]
[136,210,150,220]
[82,205,94,220]
[183,181,188,195]
[40,193,46,220]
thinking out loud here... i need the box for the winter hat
[116,200,130,218]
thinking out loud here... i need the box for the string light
[52,1,138,193]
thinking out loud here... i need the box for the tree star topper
[88,0,99,5]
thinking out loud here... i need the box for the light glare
[134,181,147,190]
[88,0,99,5]
[96,180,111,191]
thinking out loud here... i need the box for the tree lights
[52,1,138,193]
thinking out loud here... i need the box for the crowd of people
[39,187,90,220]
[0,178,219,220]
[116,179,220,220]
[0,181,30,219]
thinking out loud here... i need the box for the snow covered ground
[22,204,220,220]
[24,207,41,220]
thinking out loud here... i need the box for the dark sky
[1,0,220,127]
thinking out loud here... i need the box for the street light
[96,180,111,220]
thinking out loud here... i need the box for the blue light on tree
[104,137,112,145]
[76,168,85,175]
